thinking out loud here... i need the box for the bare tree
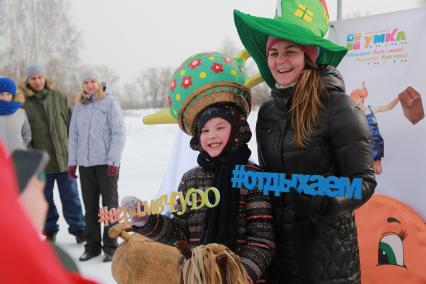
[219,37,242,58]
[120,82,144,109]
[138,67,173,108]
[250,83,270,108]
[218,37,270,107]
[93,65,121,95]
[120,67,173,109]
[120,37,270,110]
[0,0,82,100]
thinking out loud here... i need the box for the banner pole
[337,0,343,21]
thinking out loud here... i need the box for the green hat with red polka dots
[168,51,251,136]
[234,0,348,88]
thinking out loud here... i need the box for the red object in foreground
[68,165,78,179]
[0,143,97,284]
[107,165,119,176]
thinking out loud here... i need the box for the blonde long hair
[76,82,106,104]
[290,57,327,147]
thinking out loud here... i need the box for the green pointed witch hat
[234,0,348,88]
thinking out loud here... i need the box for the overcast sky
[68,0,422,83]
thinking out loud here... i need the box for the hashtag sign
[110,207,123,224]
[98,206,110,225]
[231,165,245,188]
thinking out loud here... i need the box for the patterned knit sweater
[133,164,275,283]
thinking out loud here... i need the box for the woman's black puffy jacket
[256,65,377,284]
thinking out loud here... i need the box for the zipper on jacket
[87,103,94,164]
[279,116,289,172]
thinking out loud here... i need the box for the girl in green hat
[234,0,376,283]
[118,51,275,283]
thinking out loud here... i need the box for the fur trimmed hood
[12,91,26,104]
[18,78,54,98]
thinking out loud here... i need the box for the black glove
[289,189,329,217]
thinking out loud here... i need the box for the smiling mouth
[277,67,293,74]
[208,142,222,149]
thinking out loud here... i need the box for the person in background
[19,65,85,243]
[68,66,125,262]
[0,77,31,153]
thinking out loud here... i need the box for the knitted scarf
[197,144,251,251]
[0,101,21,115]
[191,104,252,252]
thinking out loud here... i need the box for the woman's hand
[19,176,47,232]
[373,160,382,175]
[107,165,119,176]
[68,165,78,179]
[108,222,133,239]
[121,196,149,225]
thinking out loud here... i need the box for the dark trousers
[79,165,119,255]
[44,172,85,235]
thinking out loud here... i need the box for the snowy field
[55,108,260,283]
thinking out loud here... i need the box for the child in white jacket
[0,77,31,153]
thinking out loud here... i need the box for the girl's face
[83,79,100,95]
[0,92,13,102]
[27,75,46,92]
[200,117,232,158]
[267,39,306,86]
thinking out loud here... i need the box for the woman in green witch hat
[234,1,377,283]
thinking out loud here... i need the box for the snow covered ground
[55,108,260,283]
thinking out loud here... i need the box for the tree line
[0,0,270,109]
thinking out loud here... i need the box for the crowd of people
[0,0,378,283]
[0,62,125,281]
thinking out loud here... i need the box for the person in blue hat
[0,77,31,153]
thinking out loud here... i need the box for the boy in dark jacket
[119,51,275,283]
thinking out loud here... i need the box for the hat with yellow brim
[233,0,348,88]
[142,50,264,129]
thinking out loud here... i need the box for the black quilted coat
[256,66,377,284]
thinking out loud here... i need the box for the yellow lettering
[365,35,372,48]
[204,187,221,208]
[136,201,150,217]
[155,194,167,214]
[149,199,159,215]
[188,188,205,211]
[121,207,129,224]
[165,191,179,213]
[176,191,189,216]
